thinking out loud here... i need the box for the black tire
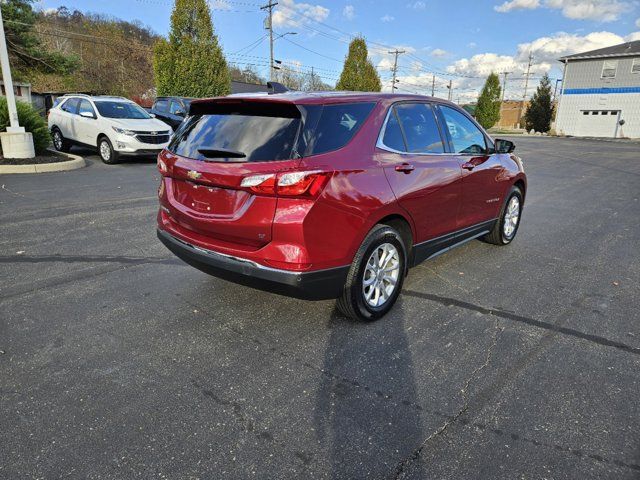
[98,136,120,165]
[483,185,523,245]
[337,224,408,321]
[51,128,71,153]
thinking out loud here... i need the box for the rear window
[168,101,375,162]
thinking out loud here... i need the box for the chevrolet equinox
[157,92,527,320]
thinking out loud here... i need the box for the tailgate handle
[395,163,415,174]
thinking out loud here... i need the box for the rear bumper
[157,228,349,300]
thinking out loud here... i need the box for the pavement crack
[391,317,503,480]
[403,290,640,356]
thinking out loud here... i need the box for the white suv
[48,94,173,164]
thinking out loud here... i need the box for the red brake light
[277,171,331,197]
[240,171,331,198]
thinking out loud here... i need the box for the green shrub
[0,96,50,155]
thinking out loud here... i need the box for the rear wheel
[98,136,120,165]
[51,128,71,152]
[337,224,407,321]
[483,186,523,245]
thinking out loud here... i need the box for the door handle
[395,163,415,174]
[461,162,476,171]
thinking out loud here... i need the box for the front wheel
[98,137,120,165]
[337,224,407,321]
[483,186,523,245]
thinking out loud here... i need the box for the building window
[602,60,617,78]
[632,58,640,74]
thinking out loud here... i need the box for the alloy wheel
[503,196,520,238]
[362,243,401,308]
[53,131,63,150]
[100,141,111,161]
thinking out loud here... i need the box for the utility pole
[261,1,278,81]
[389,49,405,92]
[447,79,452,101]
[518,51,533,128]
[500,71,511,102]
[431,74,435,97]
[0,5,34,158]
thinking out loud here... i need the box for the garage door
[577,110,620,137]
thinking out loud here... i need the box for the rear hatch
[159,98,311,248]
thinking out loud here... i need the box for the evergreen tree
[524,73,554,133]
[336,37,381,92]
[153,0,230,97]
[1,0,77,79]
[475,72,501,129]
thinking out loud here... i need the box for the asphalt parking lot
[1,136,639,479]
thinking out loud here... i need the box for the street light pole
[0,6,21,132]
[0,5,34,158]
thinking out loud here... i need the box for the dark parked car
[156,92,526,320]
[149,96,192,129]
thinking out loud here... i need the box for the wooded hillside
[31,7,158,97]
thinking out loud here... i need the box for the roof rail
[96,95,130,100]
[61,93,91,98]
[267,82,289,94]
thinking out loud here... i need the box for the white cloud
[272,0,330,28]
[342,5,355,20]
[494,0,540,13]
[516,30,631,64]
[468,42,477,48]
[430,48,449,57]
[381,14,395,22]
[546,0,631,22]
[210,0,231,10]
[407,1,427,9]
[494,0,632,21]
[625,31,640,41]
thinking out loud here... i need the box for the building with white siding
[555,40,640,138]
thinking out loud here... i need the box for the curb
[0,148,86,175]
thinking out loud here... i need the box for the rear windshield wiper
[197,148,247,160]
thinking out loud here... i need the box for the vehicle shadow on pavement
[313,308,426,479]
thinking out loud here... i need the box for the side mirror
[495,138,515,154]
[79,111,95,119]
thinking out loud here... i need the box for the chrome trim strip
[165,230,349,276]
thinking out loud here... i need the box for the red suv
[157,92,526,320]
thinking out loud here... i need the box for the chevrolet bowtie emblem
[187,170,202,180]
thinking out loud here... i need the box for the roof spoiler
[267,82,289,94]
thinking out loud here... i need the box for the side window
[440,106,487,155]
[155,99,169,112]
[381,108,406,152]
[169,100,183,115]
[61,98,79,114]
[307,102,375,156]
[602,60,617,78]
[394,103,444,154]
[78,99,95,117]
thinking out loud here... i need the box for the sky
[35,0,640,102]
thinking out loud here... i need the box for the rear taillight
[240,171,331,198]
[157,156,168,175]
[240,173,276,195]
